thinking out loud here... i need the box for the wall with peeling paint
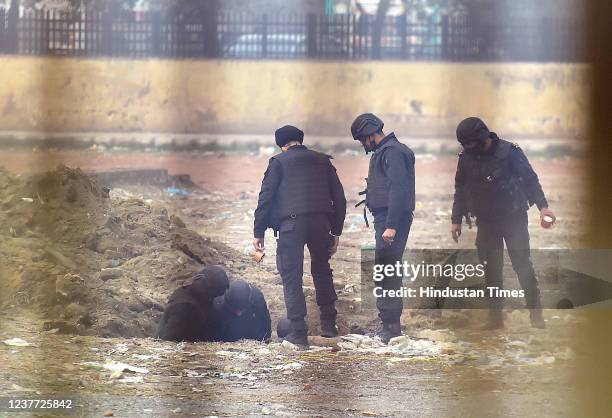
[0,57,589,138]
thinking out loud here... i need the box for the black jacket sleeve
[510,147,548,210]
[248,288,272,341]
[253,158,282,238]
[451,154,467,224]
[328,162,347,236]
[383,149,415,229]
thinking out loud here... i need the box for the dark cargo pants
[373,210,413,323]
[476,211,542,310]
[276,213,338,329]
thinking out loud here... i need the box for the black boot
[481,309,504,330]
[377,321,401,344]
[529,309,546,329]
[283,320,309,347]
[320,320,338,338]
[319,303,338,338]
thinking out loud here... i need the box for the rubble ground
[0,150,590,416]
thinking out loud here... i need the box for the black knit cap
[192,265,229,298]
[275,125,304,148]
[456,117,491,145]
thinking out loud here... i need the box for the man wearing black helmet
[253,125,347,346]
[350,113,416,343]
[209,279,272,342]
[451,117,556,330]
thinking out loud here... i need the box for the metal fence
[0,8,585,61]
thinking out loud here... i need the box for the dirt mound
[0,165,239,338]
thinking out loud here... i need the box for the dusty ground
[0,147,594,417]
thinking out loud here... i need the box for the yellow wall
[0,57,590,138]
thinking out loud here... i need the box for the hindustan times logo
[372,261,486,282]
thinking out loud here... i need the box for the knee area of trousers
[311,265,332,277]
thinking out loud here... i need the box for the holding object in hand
[254,249,265,263]
[253,238,265,262]
[540,207,556,229]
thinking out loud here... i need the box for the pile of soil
[0,165,239,337]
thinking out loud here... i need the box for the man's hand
[329,235,340,257]
[540,207,556,228]
[253,238,265,252]
[451,224,462,243]
[382,228,396,245]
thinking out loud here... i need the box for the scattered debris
[280,340,299,352]
[118,375,144,383]
[3,338,31,347]
[166,187,190,197]
[10,383,35,392]
[79,359,150,379]
[414,329,458,343]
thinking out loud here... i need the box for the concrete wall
[0,57,590,138]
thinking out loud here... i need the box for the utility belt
[272,211,332,237]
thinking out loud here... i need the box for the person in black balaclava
[209,279,272,342]
[350,113,416,344]
[451,117,556,330]
[158,265,229,342]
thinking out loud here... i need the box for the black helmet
[351,113,384,140]
[224,279,252,314]
[276,318,291,339]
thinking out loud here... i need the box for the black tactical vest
[271,146,333,221]
[365,136,414,211]
[461,138,529,219]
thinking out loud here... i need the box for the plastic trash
[3,338,31,347]
[166,187,190,197]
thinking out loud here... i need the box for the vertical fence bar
[261,14,267,58]
[151,11,161,57]
[0,9,5,53]
[102,10,112,56]
[306,13,316,58]
[6,3,18,53]
[440,14,449,61]
[400,13,407,60]
[38,10,45,54]
[202,7,218,57]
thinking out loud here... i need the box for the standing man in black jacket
[253,125,347,346]
[351,113,416,343]
[451,117,556,330]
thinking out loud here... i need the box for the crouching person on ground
[209,279,272,342]
[158,265,229,342]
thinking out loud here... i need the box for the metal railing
[0,8,585,61]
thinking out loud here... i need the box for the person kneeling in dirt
[209,279,272,342]
[158,265,229,342]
